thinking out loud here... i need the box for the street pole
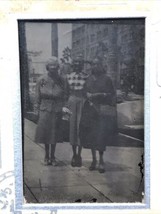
[51,23,58,57]
[18,21,32,113]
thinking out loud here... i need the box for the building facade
[72,23,118,85]
[117,24,144,94]
[71,21,145,94]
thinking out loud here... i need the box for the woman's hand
[62,107,72,115]
[87,92,93,98]
[87,92,107,98]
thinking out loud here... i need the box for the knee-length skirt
[35,110,63,144]
[79,100,117,151]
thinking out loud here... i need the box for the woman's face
[92,59,101,75]
[47,63,59,76]
[73,60,83,72]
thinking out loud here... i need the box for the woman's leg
[77,145,82,167]
[99,151,104,164]
[78,145,82,156]
[44,144,50,165]
[68,97,78,167]
[45,144,49,159]
[89,149,97,170]
[71,145,77,167]
[50,112,59,166]
[75,97,84,167]
[98,151,105,173]
[50,144,58,166]
[72,145,77,156]
[92,149,97,162]
[50,144,56,160]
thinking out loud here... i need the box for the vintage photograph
[19,19,145,203]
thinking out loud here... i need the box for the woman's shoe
[51,159,58,166]
[76,155,82,167]
[89,160,97,171]
[42,158,50,166]
[71,155,77,167]
[98,163,105,173]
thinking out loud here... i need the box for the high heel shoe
[89,160,97,171]
[76,155,82,167]
[98,163,105,173]
[71,155,77,167]
[50,158,58,166]
[42,158,50,166]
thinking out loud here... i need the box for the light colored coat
[35,74,65,144]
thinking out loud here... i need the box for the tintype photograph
[19,19,145,204]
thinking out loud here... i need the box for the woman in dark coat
[79,58,117,173]
[34,56,66,166]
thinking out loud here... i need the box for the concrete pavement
[24,119,144,204]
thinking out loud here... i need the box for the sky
[25,22,52,61]
[58,23,72,60]
[25,22,72,62]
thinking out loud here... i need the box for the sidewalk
[24,119,144,204]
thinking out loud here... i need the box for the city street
[24,119,144,204]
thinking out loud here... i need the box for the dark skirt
[35,111,63,144]
[79,100,117,151]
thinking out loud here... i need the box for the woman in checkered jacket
[66,55,89,167]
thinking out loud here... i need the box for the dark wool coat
[79,74,117,151]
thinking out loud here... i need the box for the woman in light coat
[35,56,66,166]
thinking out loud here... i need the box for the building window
[86,48,89,56]
[103,28,108,37]
[73,41,78,49]
[90,34,95,43]
[97,31,102,40]
[81,38,84,45]
[76,40,80,46]
[90,47,95,57]
[81,25,85,33]
[33,77,37,83]
[73,30,76,38]
[86,36,89,44]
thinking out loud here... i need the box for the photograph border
[15,13,150,213]
[1,2,159,212]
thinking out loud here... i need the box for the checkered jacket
[66,72,89,90]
